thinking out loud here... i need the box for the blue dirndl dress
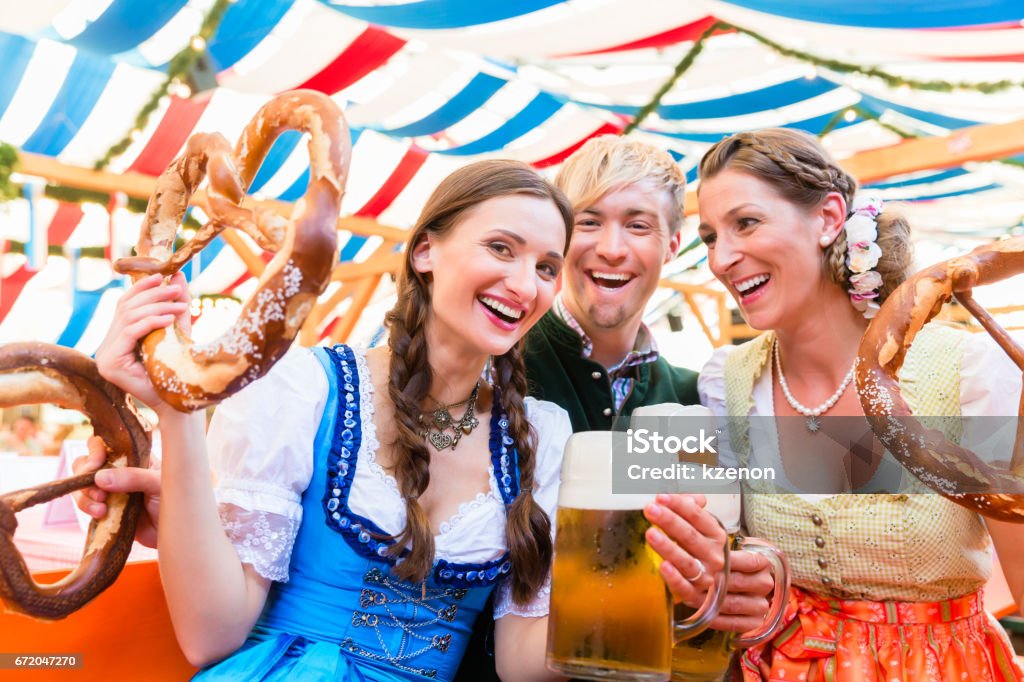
[194,345,527,681]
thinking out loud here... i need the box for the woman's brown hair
[383,159,573,603]
[698,128,912,303]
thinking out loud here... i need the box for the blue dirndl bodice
[194,345,522,681]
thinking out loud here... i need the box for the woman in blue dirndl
[86,159,755,681]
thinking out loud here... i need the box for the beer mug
[546,431,730,682]
[632,404,791,682]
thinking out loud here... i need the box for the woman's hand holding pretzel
[95,272,190,418]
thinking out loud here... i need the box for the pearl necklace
[773,339,856,432]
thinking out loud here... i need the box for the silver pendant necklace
[773,339,856,432]
[418,381,482,451]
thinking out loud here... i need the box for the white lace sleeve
[959,331,1024,465]
[207,349,329,582]
[494,398,571,620]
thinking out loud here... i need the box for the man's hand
[71,436,161,548]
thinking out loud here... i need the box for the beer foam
[631,403,715,421]
[558,431,744,527]
[559,431,656,510]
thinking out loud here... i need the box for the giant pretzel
[114,89,351,412]
[0,343,151,619]
[856,237,1024,522]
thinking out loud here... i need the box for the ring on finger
[683,558,705,582]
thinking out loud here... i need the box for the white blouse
[205,347,573,619]
[698,330,1024,496]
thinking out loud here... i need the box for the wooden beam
[682,118,1024,216]
[298,240,404,346]
[15,151,407,241]
[717,290,732,347]
[219,230,266,277]
[659,279,736,347]
[18,152,159,198]
[301,281,355,346]
[658,280,723,298]
[330,275,382,344]
[331,247,403,282]
[680,290,716,348]
[729,322,759,341]
[840,118,1024,185]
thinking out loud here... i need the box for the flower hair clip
[844,194,884,319]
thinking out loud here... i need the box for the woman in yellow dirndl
[694,128,1024,681]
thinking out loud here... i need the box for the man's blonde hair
[554,135,686,235]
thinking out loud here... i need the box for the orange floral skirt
[740,587,1022,681]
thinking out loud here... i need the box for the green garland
[732,24,1021,94]
[0,142,18,201]
[3,238,228,269]
[4,241,104,258]
[817,105,917,139]
[93,0,231,171]
[2,179,202,227]
[627,20,1024,133]
[623,23,719,134]
[43,184,149,212]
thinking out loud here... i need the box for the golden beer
[547,507,672,680]
[626,406,791,681]
[671,628,733,681]
[671,535,736,682]
[546,431,731,682]
[672,532,791,682]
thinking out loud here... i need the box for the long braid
[374,157,571,593]
[493,344,552,604]
[383,281,436,581]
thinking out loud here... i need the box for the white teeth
[591,271,631,282]
[479,296,523,320]
[735,274,769,293]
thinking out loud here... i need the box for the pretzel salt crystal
[115,90,351,412]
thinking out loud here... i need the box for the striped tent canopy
[1,0,1022,355]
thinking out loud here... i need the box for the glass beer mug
[632,404,791,682]
[546,430,730,682]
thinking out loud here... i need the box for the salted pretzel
[856,237,1024,522]
[114,89,351,412]
[0,343,151,619]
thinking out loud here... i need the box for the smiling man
[523,135,698,431]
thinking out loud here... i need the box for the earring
[819,236,832,247]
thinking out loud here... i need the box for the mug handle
[731,537,791,649]
[672,519,730,644]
